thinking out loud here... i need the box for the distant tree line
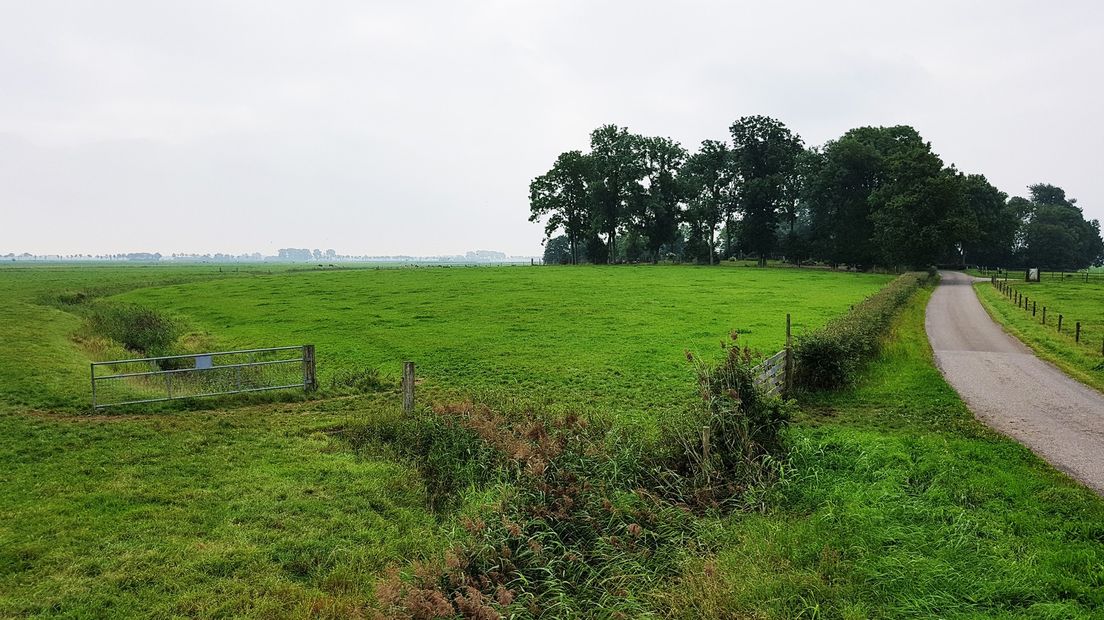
[530,119,1104,270]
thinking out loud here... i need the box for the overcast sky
[1,1,1101,256]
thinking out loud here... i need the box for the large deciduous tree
[804,133,881,268]
[957,173,1016,267]
[630,136,687,263]
[589,125,643,263]
[682,140,734,264]
[807,125,957,269]
[542,235,573,264]
[529,150,593,264]
[1019,185,1104,269]
[729,116,803,266]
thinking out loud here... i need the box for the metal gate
[91,345,316,410]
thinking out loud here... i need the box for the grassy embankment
[975,276,1104,393]
[664,285,1104,618]
[0,265,447,617]
[2,265,1103,617]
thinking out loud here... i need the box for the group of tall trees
[530,119,1104,270]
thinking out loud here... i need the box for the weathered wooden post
[1042,307,1047,324]
[784,313,794,398]
[1032,300,1036,316]
[90,363,97,411]
[402,361,415,414]
[1058,315,1063,332]
[1076,322,1081,343]
[302,344,317,392]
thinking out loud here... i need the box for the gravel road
[926,270,1104,495]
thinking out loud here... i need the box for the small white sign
[195,355,213,370]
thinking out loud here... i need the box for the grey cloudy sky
[1,1,1101,256]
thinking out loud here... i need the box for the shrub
[793,272,928,390]
[54,290,93,306]
[656,336,794,510]
[86,302,180,356]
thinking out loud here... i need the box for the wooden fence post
[784,313,794,398]
[1032,301,1036,316]
[302,344,317,392]
[1058,315,1063,332]
[402,361,415,414]
[1076,322,1081,343]
[1042,307,1046,324]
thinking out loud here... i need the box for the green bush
[656,337,794,509]
[793,272,928,391]
[86,302,180,356]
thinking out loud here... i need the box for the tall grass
[84,302,180,356]
[348,340,792,618]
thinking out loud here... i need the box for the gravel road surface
[926,270,1104,495]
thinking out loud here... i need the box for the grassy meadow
[7,263,892,426]
[975,277,1104,393]
[2,264,1104,617]
[0,263,888,616]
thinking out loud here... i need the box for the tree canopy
[528,120,1104,270]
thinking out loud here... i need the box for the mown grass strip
[975,280,1104,393]
[793,272,930,391]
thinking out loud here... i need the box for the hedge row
[793,271,931,391]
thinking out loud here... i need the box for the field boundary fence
[751,314,794,397]
[990,276,1104,357]
[977,267,1104,283]
[91,344,317,410]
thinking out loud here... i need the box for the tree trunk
[725,219,733,260]
[709,229,716,265]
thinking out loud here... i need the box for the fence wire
[91,346,311,409]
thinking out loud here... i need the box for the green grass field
[2,265,1104,617]
[3,264,893,426]
[975,277,1104,393]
